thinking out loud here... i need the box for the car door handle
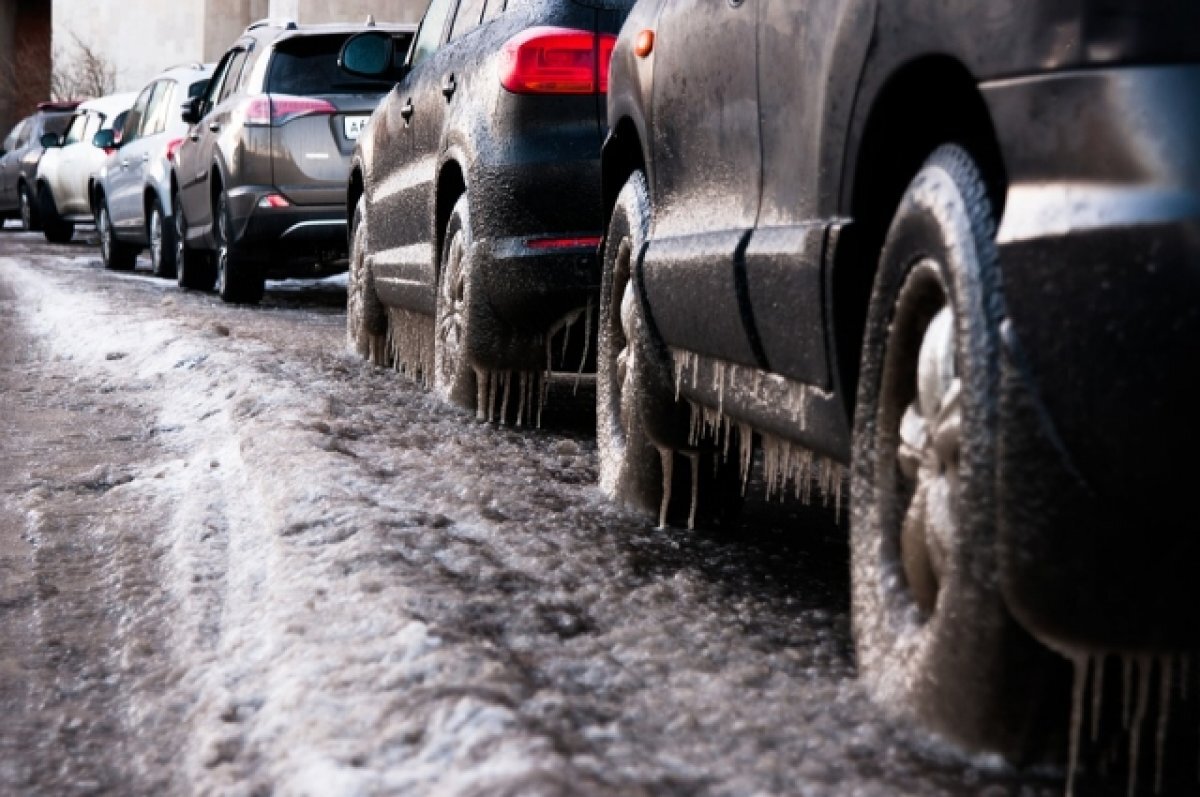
[400,100,414,122]
[442,75,457,99]
[141,153,150,163]
[208,122,221,132]
[121,159,129,168]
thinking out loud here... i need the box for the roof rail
[245,18,298,33]
[165,62,206,71]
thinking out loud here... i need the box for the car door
[113,81,171,233]
[746,0,876,388]
[179,45,248,241]
[640,0,763,368]
[0,119,27,211]
[370,0,456,313]
[108,85,156,227]
[52,111,93,215]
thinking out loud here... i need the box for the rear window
[267,34,397,95]
[41,112,73,137]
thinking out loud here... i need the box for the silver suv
[91,63,214,275]
[172,19,415,303]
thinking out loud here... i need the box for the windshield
[268,34,397,95]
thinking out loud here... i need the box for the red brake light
[165,137,184,164]
[499,27,618,95]
[241,94,337,127]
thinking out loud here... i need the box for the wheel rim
[150,208,162,270]
[878,260,963,619]
[215,195,229,293]
[20,191,31,229]
[173,201,187,278]
[436,230,466,382]
[99,207,111,261]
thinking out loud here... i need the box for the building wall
[0,0,52,136]
[50,0,428,96]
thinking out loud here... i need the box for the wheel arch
[434,158,466,280]
[601,117,648,228]
[346,164,365,248]
[833,55,1008,419]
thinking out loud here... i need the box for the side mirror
[339,31,396,79]
[181,95,205,126]
[92,129,116,150]
[40,132,61,148]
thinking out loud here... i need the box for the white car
[35,92,137,243]
[92,63,213,275]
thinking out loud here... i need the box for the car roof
[151,62,217,85]
[248,19,417,45]
[78,92,139,116]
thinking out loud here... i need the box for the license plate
[344,115,370,140]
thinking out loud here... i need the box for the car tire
[214,190,264,305]
[19,182,40,232]
[37,184,74,244]
[433,194,478,409]
[347,197,390,366]
[96,200,137,271]
[850,145,1057,758]
[148,197,176,279]
[173,189,215,291]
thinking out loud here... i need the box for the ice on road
[0,236,1059,796]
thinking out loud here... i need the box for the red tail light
[499,27,618,95]
[165,137,184,164]
[241,94,337,127]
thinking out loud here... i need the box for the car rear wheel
[38,184,74,244]
[148,198,176,279]
[19,183,40,232]
[96,201,137,271]
[214,190,264,305]
[433,194,478,409]
[174,189,215,291]
[850,145,1056,757]
[347,198,390,366]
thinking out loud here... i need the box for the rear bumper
[464,235,600,371]
[983,64,1200,651]
[226,184,348,260]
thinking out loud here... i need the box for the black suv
[341,0,632,422]
[172,19,415,303]
[601,0,1200,763]
[0,101,79,231]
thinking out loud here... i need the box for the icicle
[685,451,699,531]
[500,371,513,425]
[1066,654,1089,797]
[1092,653,1107,743]
[1129,655,1153,797]
[516,373,527,428]
[561,315,572,367]
[1124,655,1135,730]
[575,298,592,394]
[1155,655,1173,794]
[487,370,498,422]
[657,446,674,530]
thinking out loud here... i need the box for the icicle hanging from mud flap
[386,307,434,387]
[473,367,546,427]
[1067,654,1088,797]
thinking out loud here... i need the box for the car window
[121,85,155,145]
[203,50,238,112]
[145,80,176,136]
[268,34,395,95]
[218,49,249,103]
[482,0,506,23]
[42,113,72,139]
[61,113,88,146]
[410,0,456,67]
[450,0,488,41]
[84,113,103,143]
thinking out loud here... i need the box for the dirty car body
[347,0,633,391]
[602,0,1200,758]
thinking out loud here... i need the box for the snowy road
[0,229,1068,796]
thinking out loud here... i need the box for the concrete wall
[50,0,428,97]
[53,0,208,92]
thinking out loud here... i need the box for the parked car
[0,101,79,231]
[171,19,415,303]
[90,64,214,274]
[35,92,137,243]
[340,0,633,422]
[600,0,1200,762]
